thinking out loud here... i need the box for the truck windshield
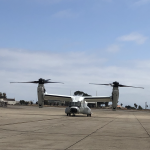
[69,102,81,107]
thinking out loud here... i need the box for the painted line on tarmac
[133,113,150,137]
[0,116,67,127]
[64,115,120,150]
[0,116,71,140]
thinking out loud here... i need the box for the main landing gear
[67,113,76,116]
[87,114,91,117]
[67,113,91,117]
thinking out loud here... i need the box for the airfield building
[0,92,17,105]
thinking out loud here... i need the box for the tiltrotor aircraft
[10,78,111,117]
[89,81,144,110]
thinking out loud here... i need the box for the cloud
[135,60,150,69]
[0,49,106,71]
[117,32,148,44]
[0,48,149,108]
[134,0,150,6]
[106,44,121,53]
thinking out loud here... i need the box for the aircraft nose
[70,108,78,113]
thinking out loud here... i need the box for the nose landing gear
[67,113,71,116]
[87,114,91,117]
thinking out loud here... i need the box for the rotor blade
[10,81,39,83]
[46,82,64,84]
[45,79,51,81]
[89,83,111,86]
[119,84,144,89]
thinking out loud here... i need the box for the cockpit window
[69,102,81,107]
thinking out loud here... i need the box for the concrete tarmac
[0,105,150,150]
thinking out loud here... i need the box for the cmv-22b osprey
[10,78,144,117]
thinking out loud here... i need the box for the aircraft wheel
[67,113,68,116]
[87,114,89,117]
[69,113,71,116]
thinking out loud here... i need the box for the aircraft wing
[44,94,73,102]
[83,96,112,102]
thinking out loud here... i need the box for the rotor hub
[39,78,44,84]
[113,81,119,87]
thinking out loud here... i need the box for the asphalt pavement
[0,105,150,150]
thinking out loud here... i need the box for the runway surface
[0,105,150,150]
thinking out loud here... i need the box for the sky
[0,0,150,108]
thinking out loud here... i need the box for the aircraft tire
[67,113,68,116]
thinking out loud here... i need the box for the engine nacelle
[112,87,119,111]
[37,84,45,108]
